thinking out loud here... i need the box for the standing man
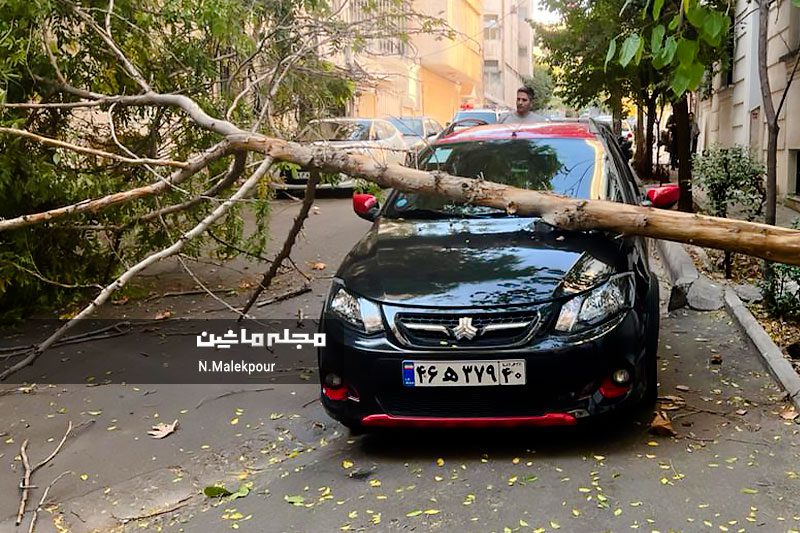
[689,112,700,154]
[500,87,548,124]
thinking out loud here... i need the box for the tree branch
[0,127,189,168]
[0,158,273,380]
[239,169,320,318]
[0,141,233,232]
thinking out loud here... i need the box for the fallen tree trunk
[233,135,800,267]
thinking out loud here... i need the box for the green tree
[0,0,441,319]
[607,0,732,211]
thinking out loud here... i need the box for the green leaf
[651,25,665,55]
[619,34,642,67]
[284,495,306,505]
[686,61,706,90]
[668,13,682,31]
[654,36,678,68]
[204,486,232,498]
[230,482,252,500]
[676,38,699,66]
[793,0,800,7]
[741,488,759,494]
[653,0,665,20]
[686,5,708,29]
[605,38,617,70]
[670,70,691,96]
[700,11,728,46]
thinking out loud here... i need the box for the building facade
[331,0,484,126]
[482,0,533,109]
[698,1,800,206]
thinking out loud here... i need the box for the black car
[318,121,661,431]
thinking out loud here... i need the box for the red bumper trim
[360,413,578,429]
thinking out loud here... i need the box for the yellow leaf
[614,508,622,516]
[369,479,381,487]
[520,519,529,527]
[424,509,440,515]
[436,458,444,467]
[348,511,358,519]
[572,509,581,517]
[80,474,88,481]
[230,417,239,425]
[550,521,561,529]
[434,476,443,482]
[342,460,354,469]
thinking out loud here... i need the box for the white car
[279,118,407,190]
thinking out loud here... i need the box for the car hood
[338,217,625,308]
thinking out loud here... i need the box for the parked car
[278,118,406,190]
[318,120,668,431]
[386,116,444,151]
[450,108,504,127]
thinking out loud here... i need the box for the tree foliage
[0,0,437,318]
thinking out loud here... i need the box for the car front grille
[394,310,543,349]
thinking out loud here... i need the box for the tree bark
[674,96,693,212]
[644,93,657,180]
[757,0,780,225]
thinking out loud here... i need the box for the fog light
[612,369,631,385]
[324,373,342,388]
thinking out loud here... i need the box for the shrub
[693,145,766,221]
[692,145,766,278]
[762,219,800,319]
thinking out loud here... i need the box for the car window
[453,111,499,124]
[384,137,601,218]
[373,122,395,140]
[388,118,424,137]
[425,119,442,135]
[298,120,371,142]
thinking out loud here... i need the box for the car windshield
[453,111,499,124]
[298,120,371,142]
[384,138,600,219]
[388,118,424,137]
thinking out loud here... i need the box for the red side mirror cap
[353,193,378,220]
[646,185,679,209]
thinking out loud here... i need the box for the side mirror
[353,193,379,221]
[645,185,679,209]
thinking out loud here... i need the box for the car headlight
[329,286,384,333]
[554,273,635,333]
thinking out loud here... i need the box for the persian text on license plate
[402,360,525,387]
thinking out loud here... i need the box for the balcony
[484,39,501,61]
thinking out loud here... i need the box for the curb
[655,239,800,411]
[724,289,800,410]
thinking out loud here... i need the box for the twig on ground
[27,471,72,533]
[16,422,73,526]
[255,284,311,308]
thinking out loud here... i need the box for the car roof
[435,121,598,144]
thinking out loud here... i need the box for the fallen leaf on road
[311,262,326,271]
[112,296,129,306]
[710,354,723,365]
[342,459,354,469]
[148,419,178,439]
[675,385,690,392]
[779,406,798,421]
[284,495,305,505]
[154,310,172,320]
[649,412,677,437]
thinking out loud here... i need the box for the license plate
[297,171,310,180]
[402,360,525,387]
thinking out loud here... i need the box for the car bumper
[317,310,649,429]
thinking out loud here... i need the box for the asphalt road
[1,198,799,533]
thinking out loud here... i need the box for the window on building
[484,15,500,41]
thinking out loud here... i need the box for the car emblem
[452,317,478,340]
